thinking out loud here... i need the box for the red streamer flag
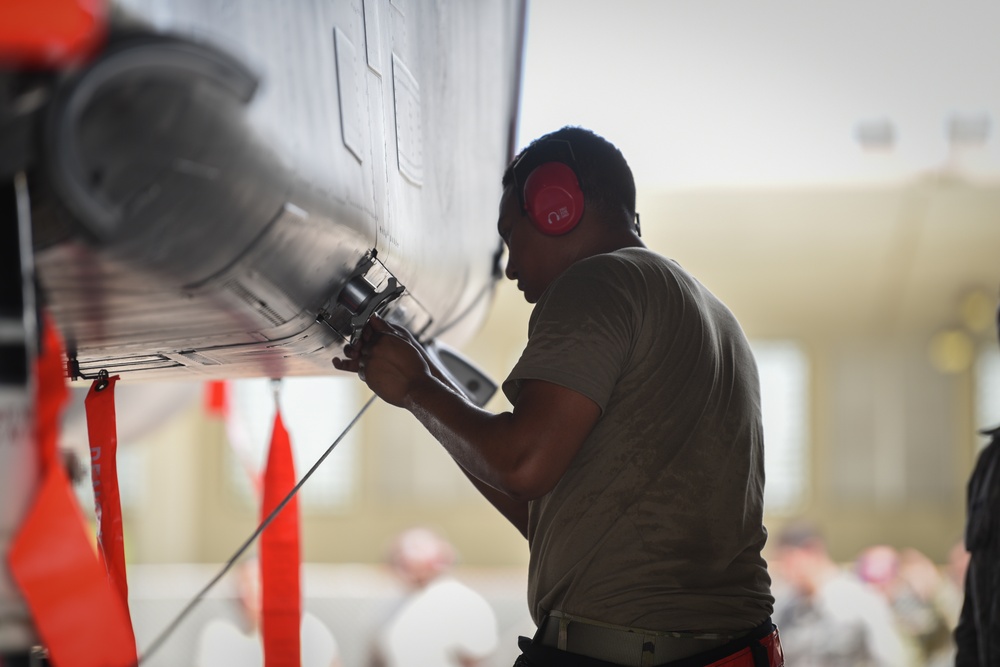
[7,316,137,667]
[0,0,106,67]
[85,374,137,652]
[260,410,302,667]
[204,380,229,418]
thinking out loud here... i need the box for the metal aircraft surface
[4,0,523,383]
[1,0,525,660]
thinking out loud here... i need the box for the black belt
[534,611,751,667]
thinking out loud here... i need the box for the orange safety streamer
[7,316,137,666]
[85,374,137,649]
[0,0,106,67]
[260,410,301,667]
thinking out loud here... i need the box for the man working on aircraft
[334,126,781,667]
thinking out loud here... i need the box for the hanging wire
[134,392,378,667]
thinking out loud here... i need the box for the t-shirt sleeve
[502,257,635,410]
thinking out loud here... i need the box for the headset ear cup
[523,162,585,235]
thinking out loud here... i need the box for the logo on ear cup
[523,162,584,236]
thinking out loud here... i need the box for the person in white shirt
[370,528,499,667]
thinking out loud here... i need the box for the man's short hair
[503,126,636,224]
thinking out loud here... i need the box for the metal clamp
[319,249,406,344]
[67,352,110,390]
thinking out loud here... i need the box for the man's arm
[356,322,536,535]
[333,315,601,520]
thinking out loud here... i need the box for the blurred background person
[940,540,969,629]
[856,545,955,666]
[954,297,1000,667]
[907,540,969,667]
[194,557,341,667]
[771,521,907,666]
[370,527,499,667]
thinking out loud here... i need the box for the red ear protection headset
[511,140,585,236]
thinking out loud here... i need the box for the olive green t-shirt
[503,248,773,633]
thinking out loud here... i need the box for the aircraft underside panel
[15,0,523,381]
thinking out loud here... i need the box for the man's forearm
[403,375,531,498]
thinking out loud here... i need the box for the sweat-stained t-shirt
[502,247,773,633]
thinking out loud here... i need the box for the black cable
[135,393,378,667]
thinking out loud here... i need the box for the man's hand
[332,314,433,407]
